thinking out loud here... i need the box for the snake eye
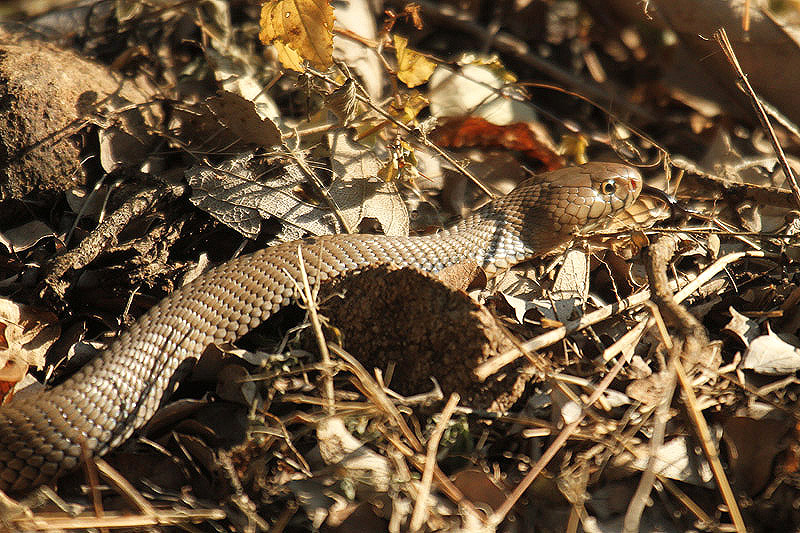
[601,180,617,195]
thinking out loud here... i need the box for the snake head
[500,162,643,255]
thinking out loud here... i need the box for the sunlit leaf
[259,0,334,71]
[394,35,436,88]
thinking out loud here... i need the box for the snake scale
[0,162,642,494]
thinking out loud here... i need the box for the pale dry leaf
[317,417,391,492]
[550,248,589,322]
[500,292,538,324]
[332,0,383,99]
[742,324,800,375]
[203,48,282,123]
[723,306,759,347]
[393,35,436,88]
[85,79,161,173]
[0,297,59,381]
[615,436,714,487]
[187,153,341,240]
[428,60,537,125]
[259,0,334,71]
[115,0,142,22]
[196,0,232,48]
[328,131,409,236]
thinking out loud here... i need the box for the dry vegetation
[1,0,800,531]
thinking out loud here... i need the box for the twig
[622,353,677,532]
[80,443,103,520]
[11,509,226,530]
[409,393,460,532]
[475,290,652,381]
[487,336,631,527]
[476,248,776,380]
[94,458,156,517]
[40,181,186,301]
[328,343,485,524]
[295,245,335,413]
[675,357,745,531]
[645,234,746,532]
[714,28,800,209]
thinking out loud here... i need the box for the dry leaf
[0,297,59,399]
[431,117,564,170]
[332,0,383,99]
[187,153,341,240]
[0,221,57,254]
[618,436,714,487]
[741,324,800,375]
[204,91,281,148]
[428,60,537,125]
[259,0,334,71]
[316,417,391,492]
[328,131,409,236]
[550,249,589,322]
[722,416,790,495]
[393,35,436,88]
[723,306,759,347]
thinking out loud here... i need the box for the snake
[0,162,642,494]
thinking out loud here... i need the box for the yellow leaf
[273,41,306,72]
[389,90,429,125]
[259,0,334,71]
[394,35,436,88]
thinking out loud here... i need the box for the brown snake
[0,162,642,494]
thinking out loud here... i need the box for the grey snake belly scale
[0,162,642,494]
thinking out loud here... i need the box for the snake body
[0,162,641,494]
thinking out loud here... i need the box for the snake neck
[439,201,540,272]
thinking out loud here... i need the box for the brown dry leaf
[431,117,565,170]
[0,221,57,254]
[722,417,791,495]
[435,259,485,291]
[187,153,342,241]
[204,91,281,148]
[328,131,409,236]
[0,297,59,390]
[259,0,334,72]
[450,469,509,511]
[393,35,436,88]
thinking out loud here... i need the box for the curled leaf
[394,35,436,88]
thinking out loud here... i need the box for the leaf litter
[1,0,800,531]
